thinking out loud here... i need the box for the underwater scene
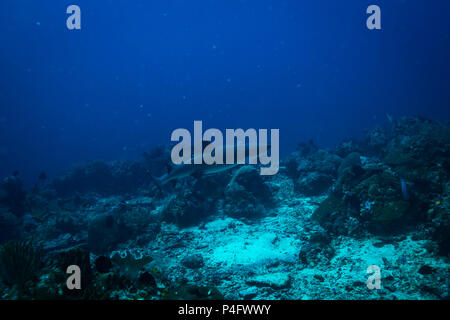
[0,1,449,301]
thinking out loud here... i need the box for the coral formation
[224,166,274,220]
[0,116,448,300]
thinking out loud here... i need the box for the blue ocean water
[1,0,449,184]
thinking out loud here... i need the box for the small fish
[400,178,409,201]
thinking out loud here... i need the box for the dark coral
[51,145,172,198]
[284,149,341,196]
[224,166,274,219]
[312,117,450,238]
[0,206,21,243]
[52,160,150,197]
[162,187,216,227]
[0,240,43,290]
[0,176,27,217]
[88,214,133,254]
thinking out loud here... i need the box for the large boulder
[295,172,336,196]
[224,166,274,220]
[161,188,216,227]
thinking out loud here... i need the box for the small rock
[352,280,365,287]
[373,241,385,248]
[239,287,258,299]
[181,254,204,269]
[246,272,291,289]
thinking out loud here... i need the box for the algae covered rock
[311,193,358,235]
[371,201,409,223]
[295,172,335,196]
[181,254,204,269]
[335,140,363,158]
[285,148,341,196]
[313,159,416,234]
[312,193,347,225]
[338,152,362,176]
[382,118,450,186]
[88,214,133,254]
[162,189,215,227]
[224,166,274,219]
[355,171,412,225]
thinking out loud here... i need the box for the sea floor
[111,177,449,300]
[0,117,449,300]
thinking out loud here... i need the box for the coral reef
[310,118,450,239]
[51,144,172,198]
[0,116,448,300]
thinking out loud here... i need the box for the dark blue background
[1,0,449,185]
